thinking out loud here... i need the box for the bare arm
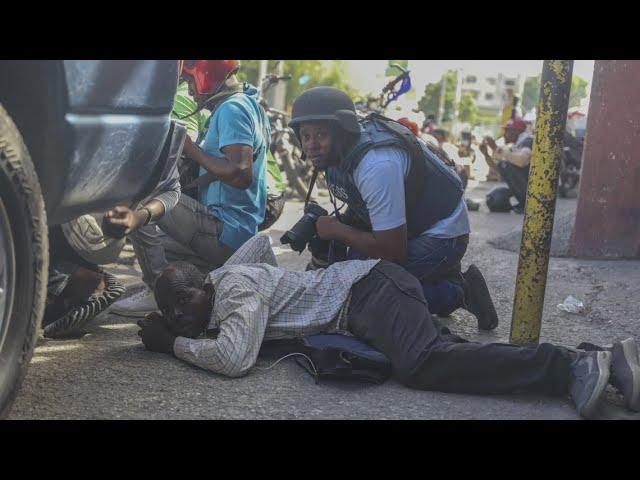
[182,136,254,189]
[316,217,408,263]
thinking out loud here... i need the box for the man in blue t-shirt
[287,87,498,330]
[112,60,269,316]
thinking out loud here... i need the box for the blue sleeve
[353,148,407,231]
[214,101,255,150]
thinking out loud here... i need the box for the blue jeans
[347,234,468,316]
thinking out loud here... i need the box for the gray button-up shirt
[173,234,380,377]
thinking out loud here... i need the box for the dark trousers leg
[347,235,468,316]
[497,161,530,206]
[347,261,574,396]
[404,234,468,316]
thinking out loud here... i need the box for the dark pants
[348,234,468,316]
[498,161,530,207]
[47,226,101,302]
[346,261,574,396]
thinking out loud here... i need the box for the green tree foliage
[569,76,588,108]
[385,60,409,76]
[522,76,540,112]
[521,74,589,113]
[282,60,358,108]
[417,70,458,122]
[237,60,358,109]
[458,92,479,123]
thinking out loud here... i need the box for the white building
[460,72,524,116]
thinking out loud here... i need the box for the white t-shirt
[352,146,470,238]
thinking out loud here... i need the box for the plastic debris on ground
[557,295,585,314]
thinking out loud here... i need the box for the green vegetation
[238,60,357,110]
[522,74,589,112]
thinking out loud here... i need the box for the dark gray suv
[0,60,185,416]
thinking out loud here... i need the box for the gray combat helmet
[288,87,360,134]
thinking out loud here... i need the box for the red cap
[504,118,527,134]
[398,117,419,137]
[180,60,240,95]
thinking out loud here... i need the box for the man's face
[155,270,210,338]
[504,127,520,144]
[182,75,210,109]
[161,287,210,338]
[299,122,334,169]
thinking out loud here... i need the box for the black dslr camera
[280,202,328,253]
[280,202,348,268]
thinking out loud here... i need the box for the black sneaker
[610,338,640,412]
[465,198,481,211]
[44,272,125,339]
[461,264,499,330]
[569,351,612,419]
[512,204,525,214]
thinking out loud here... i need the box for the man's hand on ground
[137,312,164,329]
[102,206,149,238]
[137,317,176,355]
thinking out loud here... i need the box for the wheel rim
[0,197,16,350]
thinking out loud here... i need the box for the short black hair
[154,262,205,313]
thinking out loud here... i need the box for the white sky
[344,60,596,96]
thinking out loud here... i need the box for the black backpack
[259,333,392,385]
[486,186,513,212]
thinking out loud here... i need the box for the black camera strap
[304,168,319,210]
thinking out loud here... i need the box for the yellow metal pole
[509,60,573,345]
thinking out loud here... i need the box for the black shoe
[461,264,499,330]
[512,204,525,214]
[465,198,481,211]
[570,351,611,419]
[610,338,640,412]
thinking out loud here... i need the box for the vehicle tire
[0,104,48,418]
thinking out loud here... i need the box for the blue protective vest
[325,115,464,239]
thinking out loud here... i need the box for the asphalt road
[8,183,640,419]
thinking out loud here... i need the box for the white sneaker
[109,288,158,318]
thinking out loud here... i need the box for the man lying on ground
[137,234,640,420]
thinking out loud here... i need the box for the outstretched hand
[102,206,148,238]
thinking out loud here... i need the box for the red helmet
[397,117,419,137]
[179,60,240,95]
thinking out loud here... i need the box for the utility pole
[437,70,447,125]
[258,60,268,98]
[273,60,287,111]
[510,60,574,345]
[451,68,464,135]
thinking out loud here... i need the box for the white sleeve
[222,234,277,267]
[352,148,407,231]
[172,281,269,378]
